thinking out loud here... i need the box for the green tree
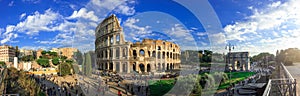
[41,51,47,55]
[83,52,92,76]
[21,55,34,62]
[49,52,58,57]
[175,75,201,95]
[73,51,83,65]
[66,59,74,64]
[0,61,5,67]
[36,58,50,67]
[52,57,60,65]
[60,56,68,61]
[58,62,72,76]
[72,64,80,74]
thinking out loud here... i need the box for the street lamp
[225,43,235,95]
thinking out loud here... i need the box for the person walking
[118,90,122,96]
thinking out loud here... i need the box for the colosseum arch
[167,63,169,70]
[158,63,161,71]
[132,62,136,72]
[139,49,145,56]
[139,63,145,72]
[147,64,151,72]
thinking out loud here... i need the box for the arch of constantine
[95,14,181,74]
[226,52,250,71]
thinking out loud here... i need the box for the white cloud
[208,33,226,45]
[19,13,26,20]
[196,32,207,36]
[0,25,18,44]
[1,0,137,52]
[1,32,18,44]
[124,18,151,35]
[22,0,40,4]
[21,45,51,50]
[15,9,61,35]
[113,1,135,15]
[67,8,99,22]
[223,0,300,54]
[8,1,14,6]
[163,24,197,50]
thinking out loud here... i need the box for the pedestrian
[118,90,122,96]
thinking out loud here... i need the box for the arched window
[140,49,145,56]
[116,34,120,44]
[110,48,113,58]
[158,46,161,50]
[158,52,161,58]
[123,47,127,58]
[133,50,137,59]
[106,50,108,58]
[148,51,151,57]
[110,35,113,45]
[167,52,169,58]
[152,51,156,57]
[116,47,120,59]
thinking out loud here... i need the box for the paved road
[285,63,300,96]
[36,76,83,96]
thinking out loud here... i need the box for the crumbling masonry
[95,14,181,73]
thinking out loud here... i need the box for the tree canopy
[251,52,274,62]
[52,57,60,65]
[36,58,50,67]
[83,52,92,76]
[73,51,83,65]
[58,62,72,76]
[21,55,34,62]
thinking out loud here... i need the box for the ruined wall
[95,14,181,74]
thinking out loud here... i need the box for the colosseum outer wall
[95,14,181,74]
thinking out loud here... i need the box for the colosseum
[95,14,181,74]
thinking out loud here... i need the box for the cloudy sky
[1,0,299,56]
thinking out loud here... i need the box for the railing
[263,63,297,96]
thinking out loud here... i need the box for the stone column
[113,61,116,72]
[127,62,130,73]
[120,62,123,73]
[107,49,110,59]
[120,47,123,59]
[145,64,147,72]
[107,36,110,46]
[107,62,109,70]
[113,34,116,45]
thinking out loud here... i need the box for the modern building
[0,45,16,63]
[19,49,35,57]
[95,14,181,74]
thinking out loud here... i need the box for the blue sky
[1,0,299,56]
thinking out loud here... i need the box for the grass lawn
[149,72,255,95]
[218,72,255,90]
[149,79,175,96]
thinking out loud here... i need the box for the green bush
[58,62,72,76]
[52,57,60,65]
[36,58,50,67]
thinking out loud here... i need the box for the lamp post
[225,43,234,95]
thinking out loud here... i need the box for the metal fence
[263,63,297,96]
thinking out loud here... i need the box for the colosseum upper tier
[95,14,181,74]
